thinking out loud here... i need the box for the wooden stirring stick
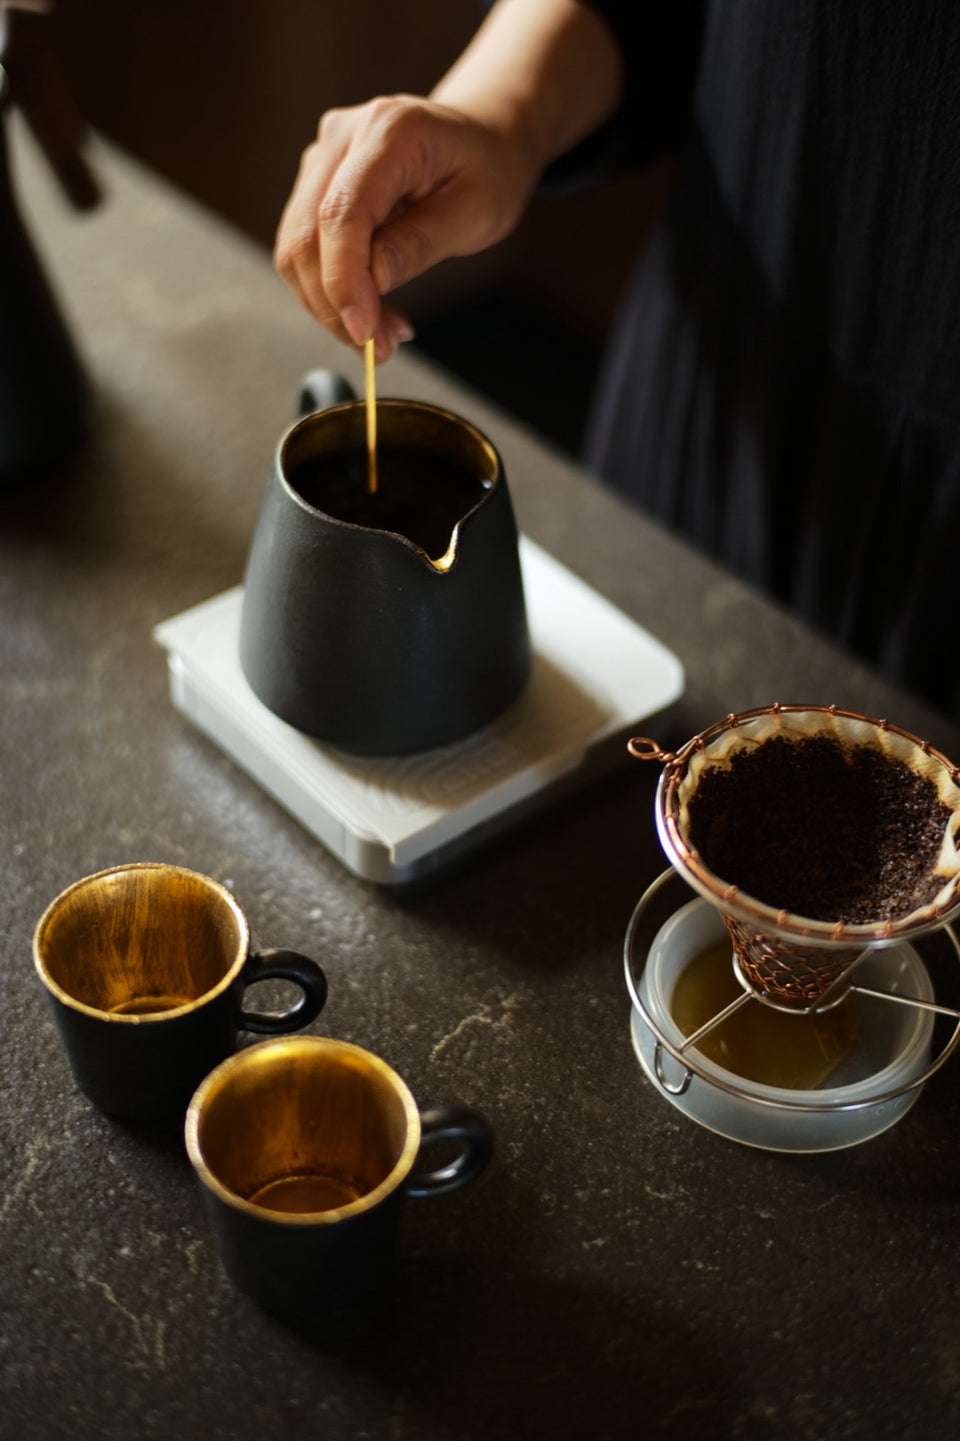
[364,337,377,494]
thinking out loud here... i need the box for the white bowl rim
[627,1006,926,1153]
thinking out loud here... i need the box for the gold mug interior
[186,1037,422,1219]
[33,863,248,1019]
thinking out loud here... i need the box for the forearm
[430,0,624,183]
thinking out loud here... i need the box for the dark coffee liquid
[291,444,490,559]
[687,734,952,923]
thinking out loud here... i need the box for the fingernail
[371,243,395,295]
[341,305,370,348]
[391,317,416,344]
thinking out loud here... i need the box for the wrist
[428,84,548,196]
[431,0,623,181]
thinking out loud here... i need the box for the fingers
[274,120,358,342]
[314,166,390,348]
[275,94,531,364]
[277,96,508,357]
[275,99,423,351]
[314,98,456,342]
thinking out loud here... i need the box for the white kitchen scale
[154,536,684,884]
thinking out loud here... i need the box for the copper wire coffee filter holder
[629,703,960,1011]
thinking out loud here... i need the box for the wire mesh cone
[722,915,865,1007]
[630,705,960,1008]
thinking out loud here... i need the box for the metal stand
[625,868,960,1116]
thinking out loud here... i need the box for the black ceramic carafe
[239,375,532,755]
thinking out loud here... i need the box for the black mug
[33,863,328,1121]
[185,1036,493,1326]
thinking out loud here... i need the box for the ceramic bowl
[625,879,937,1152]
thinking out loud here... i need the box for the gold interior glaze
[33,863,247,1021]
[185,1037,422,1222]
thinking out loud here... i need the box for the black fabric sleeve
[541,0,706,191]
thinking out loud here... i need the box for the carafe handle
[298,369,356,417]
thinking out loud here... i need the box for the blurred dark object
[1,0,98,207]
[0,1,98,483]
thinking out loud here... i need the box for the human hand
[274,93,539,361]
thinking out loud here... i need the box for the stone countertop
[3,120,960,1441]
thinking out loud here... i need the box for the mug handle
[405,1105,493,1199]
[238,948,328,1034]
[298,369,356,417]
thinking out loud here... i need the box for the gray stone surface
[3,120,960,1441]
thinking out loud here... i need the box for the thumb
[370,215,445,296]
[370,188,489,295]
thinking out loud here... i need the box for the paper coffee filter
[672,706,960,928]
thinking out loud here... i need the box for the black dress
[576,0,960,717]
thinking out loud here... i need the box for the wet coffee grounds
[686,734,951,923]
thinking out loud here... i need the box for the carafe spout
[425,526,459,573]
